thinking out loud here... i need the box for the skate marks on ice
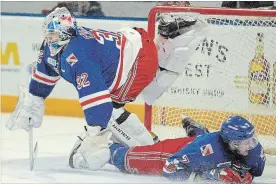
[1,113,276,183]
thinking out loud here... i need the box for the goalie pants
[110,136,195,175]
[111,28,158,104]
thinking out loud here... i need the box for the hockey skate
[69,126,112,170]
[180,114,210,137]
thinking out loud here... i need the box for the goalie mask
[43,7,77,56]
[220,116,258,156]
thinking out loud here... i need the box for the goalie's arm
[6,41,60,132]
[29,41,61,98]
[71,58,113,128]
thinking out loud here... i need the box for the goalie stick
[27,65,38,171]
[29,118,38,171]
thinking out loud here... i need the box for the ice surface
[1,113,276,183]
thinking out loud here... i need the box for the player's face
[45,32,60,43]
[236,136,258,156]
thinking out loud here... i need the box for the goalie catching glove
[158,14,197,39]
[6,86,45,132]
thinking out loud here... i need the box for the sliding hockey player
[6,7,208,148]
[69,115,265,183]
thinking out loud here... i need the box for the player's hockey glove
[6,86,44,132]
[231,162,250,177]
[158,15,197,39]
[181,114,209,136]
[203,166,253,184]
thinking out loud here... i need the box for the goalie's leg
[107,107,154,147]
[69,126,112,170]
[142,16,208,105]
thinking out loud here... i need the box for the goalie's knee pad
[107,108,154,147]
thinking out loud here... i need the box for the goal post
[144,6,276,154]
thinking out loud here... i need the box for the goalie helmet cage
[144,6,276,155]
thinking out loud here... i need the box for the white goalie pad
[156,16,208,73]
[157,35,205,73]
[71,127,112,171]
[142,68,179,105]
[107,108,154,147]
[142,18,209,105]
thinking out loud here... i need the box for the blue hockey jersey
[29,27,126,128]
[163,132,266,181]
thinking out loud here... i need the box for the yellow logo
[0,42,20,65]
[250,62,264,72]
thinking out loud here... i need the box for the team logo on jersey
[66,53,78,66]
[47,57,57,66]
[200,144,214,156]
[182,155,190,163]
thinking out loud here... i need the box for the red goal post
[144,6,276,154]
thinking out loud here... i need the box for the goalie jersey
[29,27,126,128]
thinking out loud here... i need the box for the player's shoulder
[190,132,225,154]
[38,40,51,60]
[194,131,221,144]
[60,42,98,70]
[61,35,91,61]
[245,142,265,160]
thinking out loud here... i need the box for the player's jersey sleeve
[242,143,266,177]
[72,60,113,128]
[162,133,226,181]
[29,41,61,98]
[162,142,202,181]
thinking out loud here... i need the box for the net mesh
[147,8,276,154]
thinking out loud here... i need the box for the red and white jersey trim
[79,90,112,110]
[109,35,126,92]
[32,69,60,86]
[109,28,142,93]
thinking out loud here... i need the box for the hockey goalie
[6,7,208,149]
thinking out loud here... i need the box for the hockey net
[144,6,276,155]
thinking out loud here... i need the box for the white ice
[1,113,276,183]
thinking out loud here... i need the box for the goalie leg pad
[142,68,179,105]
[69,127,112,171]
[107,108,154,147]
